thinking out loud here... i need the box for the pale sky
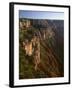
[19,10,64,20]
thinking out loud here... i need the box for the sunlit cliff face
[23,36,41,70]
[23,36,40,56]
[23,40,33,56]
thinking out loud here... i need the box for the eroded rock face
[21,22,56,71]
[23,40,33,56]
[19,19,64,78]
[23,37,41,70]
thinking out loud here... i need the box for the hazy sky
[19,10,64,20]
